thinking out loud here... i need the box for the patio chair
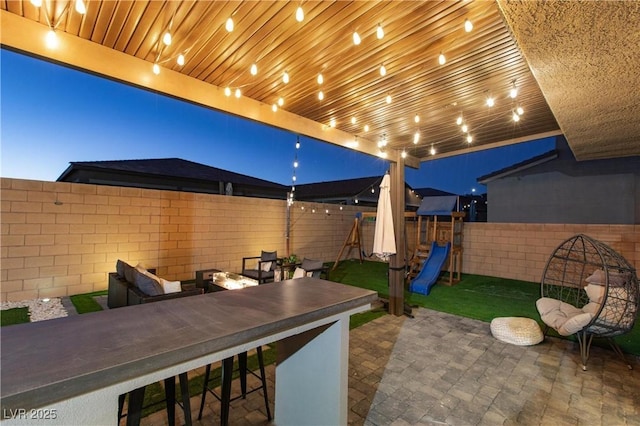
[242,250,278,283]
[291,258,329,279]
[536,234,639,370]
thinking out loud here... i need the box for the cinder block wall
[463,223,640,283]
[1,178,638,301]
[0,178,371,301]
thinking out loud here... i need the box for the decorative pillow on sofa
[261,261,273,272]
[160,278,182,294]
[133,268,164,296]
[292,267,306,279]
[116,260,136,283]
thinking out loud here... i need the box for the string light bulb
[379,64,386,76]
[456,115,463,126]
[318,90,324,100]
[377,24,384,40]
[363,124,369,132]
[283,71,290,84]
[278,97,284,106]
[464,18,473,32]
[317,73,323,85]
[225,17,234,32]
[510,81,518,98]
[224,87,231,96]
[386,94,392,104]
[401,150,407,159]
[516,105,524,115]
[461,123,468,133]
[486,96,495,107]
[353,31,361,45]
[296,6,304,22]
[329,118,336,127]
[467,134,473,143]
[414,114,420,123]
[45,29,59,49]
[413,131,420,144]
[512,111,520,122]
[75,0,86,14]
[162,31,172,46]
[235,88,241,98]
[272,104,278,112]
[250,63,258,75]
[438,52,446,65]
[30,0,42,7]
[177,54,185,66]
[351,116,357,125]
[430,145,436,155]
[152,63,160,75]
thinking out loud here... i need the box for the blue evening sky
[1,49,555,195]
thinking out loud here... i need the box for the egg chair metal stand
[539,234,639,370]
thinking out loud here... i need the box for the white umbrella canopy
[372,174,396,261]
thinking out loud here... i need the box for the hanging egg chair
[536,234,639,370]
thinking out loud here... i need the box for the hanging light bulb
[293,160,299,168]
[353,31,361,45]
[401,150,407,159]
[30,0,42,7]
[296,139,301,149]
[177,54,185,66]
[363,124,369,132]
[464,19,473,32]
[162,31,172,46]
[75,0,86,14]
[413,131,420,144]
[486,96,495,107]
[438,52,446,65]
[467,134,473,143]
[386,94,392,104]
[235,88,241,98]
[282,71,290,84]
[329,118,336,127]
[45,29,59,49]
[379,64,386,76]
[250,63,258,75]
[318,90,324,100]
[461,123,468,133]
[272,104,278,112]
[414,114,420,123]
[296,5,304,22]
[351,116,357,125]
[224,87,231,96]
[317,73,323,85]
[510,82,518,99]
[152,63,160,75]
[430,145,436,155]
[225,17,234,32]
[516,105,524,115]
[512,111,520,122]
[278,97,284,106]
[456,115,463,126]
[376,24,384,40]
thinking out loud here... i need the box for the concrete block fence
[1,178,638,302]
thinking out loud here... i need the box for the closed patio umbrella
[372,173,396,261]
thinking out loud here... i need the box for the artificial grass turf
[330,259,640,356]
[1,307,30,327]
[70,290,107,314]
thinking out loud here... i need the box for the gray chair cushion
[301,258,324,278]
[133,269,164,296]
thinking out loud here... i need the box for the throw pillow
[585,284,605,304]
[133,269,164,296]
[160,279,182,294]
[558,312,593,336]
[292,267,306,279]
[261,261,272,272]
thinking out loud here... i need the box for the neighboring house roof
[477,149,559,184]
[294,176,422,208]
[413,187,457,197]
[57,158,288,199]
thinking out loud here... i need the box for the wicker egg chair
[537,234,639,370]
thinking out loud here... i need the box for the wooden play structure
[408,196,464,286]
[332,213,364,270]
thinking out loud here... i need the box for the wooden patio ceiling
[1,1,637,165]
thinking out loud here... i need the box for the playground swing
[408,196,464,296]
[536,234,639,370]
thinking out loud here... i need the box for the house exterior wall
[484,138,640,224]
[1,178,638,302]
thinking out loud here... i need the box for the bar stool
[118,372,192,426]
[197,347,271,426]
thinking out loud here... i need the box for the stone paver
[129,307,639,426]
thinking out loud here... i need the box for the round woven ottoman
[490,317,544,346]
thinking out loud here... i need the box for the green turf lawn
[1,307,30,326]
[330,258,640,356]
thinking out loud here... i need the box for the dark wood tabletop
[0,278,377,412]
